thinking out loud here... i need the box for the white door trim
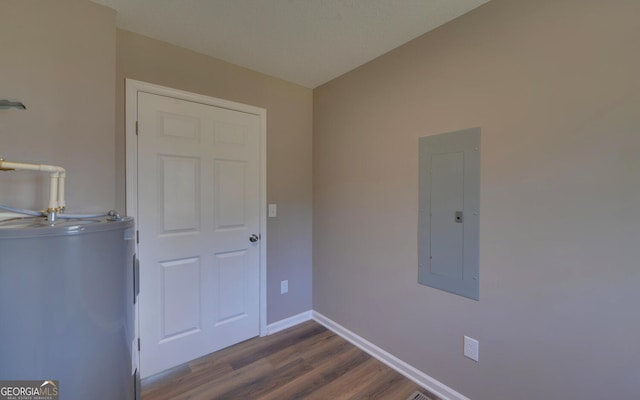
[125,79,268,348]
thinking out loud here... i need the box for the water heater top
[0,216,134,238]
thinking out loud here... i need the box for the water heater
[0,216,136,399]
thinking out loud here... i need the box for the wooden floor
[142,320,438,400]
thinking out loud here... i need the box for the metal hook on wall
[0,99,26,110]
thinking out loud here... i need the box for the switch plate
[464,336,479,362]
[280,280,288,294]
[268,204,277,218]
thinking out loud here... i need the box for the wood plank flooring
[142,320,438,400]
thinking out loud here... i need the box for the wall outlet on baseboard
[463,336,479,362]
[280,280,288,294]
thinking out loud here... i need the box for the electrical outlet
[463,336,479,362]
[280,280,288,294]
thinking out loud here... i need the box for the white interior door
[136,91,261,378]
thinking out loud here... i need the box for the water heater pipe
[0,159,66,211]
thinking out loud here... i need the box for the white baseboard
[312,311,471,400]
[266,310,313,335]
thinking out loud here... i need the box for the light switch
[268,204,277,218]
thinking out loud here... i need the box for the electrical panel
[418,127,480,300]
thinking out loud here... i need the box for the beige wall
[0,0,116,212]
[116,30,313,323]
[6,0,639,396]
[313,1,640,399]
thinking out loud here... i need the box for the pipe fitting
[0,158,66,212]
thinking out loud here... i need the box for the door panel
[137,92,260,378]
[160,257,201,339]
[215,250,249,323]
[159,156,200,233]
[215,160,247,229]
[429,151,464,279]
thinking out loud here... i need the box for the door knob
[249,234,259,243]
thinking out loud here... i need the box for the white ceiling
[91,0,490,88]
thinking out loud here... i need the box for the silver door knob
[249,234,259,243]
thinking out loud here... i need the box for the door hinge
[136,230,139,244]
[132,254,136,304]
[133,255,140,304]
[135,121,139,135]
[137,338,141,351]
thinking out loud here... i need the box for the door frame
[125,79,268,368]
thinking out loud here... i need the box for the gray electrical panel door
[418,128,480,300]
